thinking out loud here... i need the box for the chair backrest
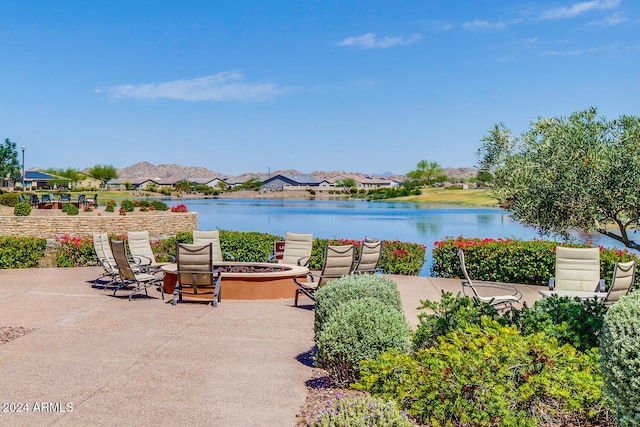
[78,194,86,204]
[30,194,39,204]
[354,238,382,274]
[457,249,481,298]
[127,231,157,266]
[92,194,98,205]
[42,194,52,202]
[60,193,71,202]
[554,247,601,291]
[176,243,215,294]
[606,260,636,304]
[318,244,355,287]
[192,230,223,262]
[93,232,113,260]
[282,232,313,266]
[111,239,136,281]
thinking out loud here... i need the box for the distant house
[75,172,105,190]
[22,169,71,190]
[330,174,396,189]
[261,174,324,191]
[107,177,160,191]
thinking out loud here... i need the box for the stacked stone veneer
[0,212,197,239]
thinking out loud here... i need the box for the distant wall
[0,212,197,238]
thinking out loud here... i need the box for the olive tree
[0,138,21,183]
[88,164,118,183]
[478,108,640,250]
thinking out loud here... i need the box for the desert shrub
[61,203,79,215]
[357,319,608,426]
[431,237,639,289]
[314,274,403,340]
[151,200,168,211]
[13,202,32,216]
[120,200,135,212]
[316,298,411,387]
[312,393,415,427]
[0,236,47,268]
[136,199,150,208]
[600,291,640,426]
[412,292,500,350]
[153,231,193,259]
[53,235,98,267]
[105,200,116,212]
[506,295,607,352]
[0,192,19,207]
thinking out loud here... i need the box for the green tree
[406,160,444,187]
[237,177,263,190]
[88,164,118,184]
[335,177,357,191]
[478,107,640,250]
[0,139,21,183]
[174,179,194,192]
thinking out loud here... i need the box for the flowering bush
[312,393,414,427]
[0,236,46,268]
[311,238,426,275]
[170,203,188,212]
[54,235,99,267]
[431,237,639,289]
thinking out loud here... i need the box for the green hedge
[311,238,426,275]
[0,236,47,268]
[431,237,639,288]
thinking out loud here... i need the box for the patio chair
[548,246,605,292]
[77,194,86,208]
[353,237,382,274]
[172,242,221,307]
[110,239,163,300]
[457,249,522,309]
[86,193,98,208]
[92,232,120,290]
[41,193,54,209]
[127,230,174,271]
[192,230,229,263]
[294,244,355,306]
[29,193,39,207]
[59,193,71,204]
[269,232,313,267]
[604,260,636,306]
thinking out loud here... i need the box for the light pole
[21,146,26,190]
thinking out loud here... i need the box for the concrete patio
[0,267,543,426]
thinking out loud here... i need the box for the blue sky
[1,1,639,176]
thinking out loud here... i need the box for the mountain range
[115,161,477,182]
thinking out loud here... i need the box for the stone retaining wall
[0,212,197,238]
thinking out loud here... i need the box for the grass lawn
[393,187,499,206]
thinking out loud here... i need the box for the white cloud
[541,0,621,20]
[541,44,617,55]
[337,32,422,48]
[96,72,289,102]
[588,12,626,25]
[462,20,507,31]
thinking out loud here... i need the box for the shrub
[431,237,640,289]
[151,200,168,211]
[357,319,608,426]
[412,292,500,350]
[312,393,415,427]
[600,291,640,425]
[310,238,426,276]
[506,295,607,352]
[13,202,32,216]
[105,200,116,212]
[61,203,79,215]
[314,274,403,340]
[220,230,279,262]
[171,203,188,212]
[0,192,19,207]
[316,298,411,387]
[0,236,47,268]
[120,200,135,212]
[53,235,98,267]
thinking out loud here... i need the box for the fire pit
[161,261,309,300]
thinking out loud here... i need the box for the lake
[172,198,626,276]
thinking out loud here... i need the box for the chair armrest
[548,277,555,290]
[297,256,311,267]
